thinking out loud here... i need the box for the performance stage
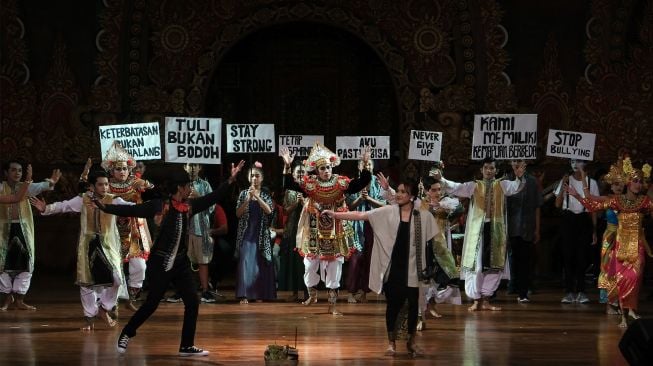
[0,274,643,365]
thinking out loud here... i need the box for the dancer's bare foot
[384,342,396,356]
[606,305,620,315]
[125,300,138,312]
[481,299,501,311]
[0,294,14,311]
[468,300,480,312]
[619,317,628,328]
[80,317,95,331]
[416,317,425,331]
[628,309,640,320]
[347,293,358,303]
[429,309,442,318]
[428,304,442,318]
[240,299,249,304]
[15,299,36,311]
[98,307,117,327]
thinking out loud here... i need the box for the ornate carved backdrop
[2,0,650,177]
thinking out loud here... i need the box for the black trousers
[384,282,418,337]
[560,211,593,293]
[510,236,532,299]
[121,255,199,348]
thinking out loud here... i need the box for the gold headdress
[101,141,137,171]
[304,142,340,172]
[602,157,626,185]
[622,156,651,183]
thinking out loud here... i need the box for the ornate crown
[602,157,626,185]
[622,156,651,182]
[303,142,340,172]
[101,141,136,171]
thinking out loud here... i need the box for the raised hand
[230,160,245,181]
[514,161,526,178]
[280,147,295,167]
[50,169,62,184]
[24,164,32,182]
[361,145,371,163]
[29,196,46,213]
[376,172,390,190]
[430,169,442,181]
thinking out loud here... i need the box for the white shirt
[554,175,599,214]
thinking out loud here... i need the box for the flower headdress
[303,142,340,172]
[101,141,136,171]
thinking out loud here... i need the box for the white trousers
[0,271,32,294]
[127,257,146,288]
[464,270,502,300]
[80,271,121,317]
[303,257,344,289]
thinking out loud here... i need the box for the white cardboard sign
[335,136,390,160]
[165,117,222,164]
[408,130,442,162]
[471,114,538,160]
[227,124,276,153]
[99,122,161,160]
[546,129,596,160]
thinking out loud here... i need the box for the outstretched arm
[98,199,163,218]
[565,184,612,212]
[32,195,84,215]
[322,209,369,221]
[190,160,244,215]
[345,169,372,194]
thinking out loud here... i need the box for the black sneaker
[179,345,209,357]
[200,291,216,303]
[165,293,183,303]
[117,333,130,354]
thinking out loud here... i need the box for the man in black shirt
[95,160,244,357]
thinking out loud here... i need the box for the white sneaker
[576,292,590,304]
[561,293,575,303]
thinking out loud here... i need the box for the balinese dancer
[590,158,626,314]
[101,142,153,311]
[280,143,371,315]
[96,160,244,357]
[566,158,653,327]
[345,157,386,303]
[419,176,462,318]
[432,157,525,311]
[31,171,131,330]
[1,161,61,311]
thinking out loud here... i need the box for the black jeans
[121,255,199,348]
[384,282,418,337]
[510,236,532,299]
[560,211,593,293]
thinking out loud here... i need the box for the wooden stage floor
[0,274,648,365]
